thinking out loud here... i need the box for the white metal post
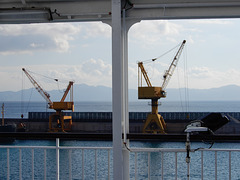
[56,138,60,180]
[215,151,217,180]
[175,152,178,180]
[122,9,128,144]
[19,149,22,180]
[44,149,47,180]
[111,1,140,178]
[82,149,84,179]
[122,8,130,180]
[112,0,124,179]
[32,149,34,180]
[69,149,72,180]
[229,151,231,180]
[112,2,137,179]
[7,148,9,180]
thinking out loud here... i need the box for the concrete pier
[4,112,240,134]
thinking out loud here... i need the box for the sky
[0,18,240,92]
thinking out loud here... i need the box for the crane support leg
[143,114,166,134]
[143,99,167,134]
[49,112,72,132]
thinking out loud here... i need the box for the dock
[4,111,240,135]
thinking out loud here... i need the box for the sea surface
[1,100,240,118]
[1,101,240,179]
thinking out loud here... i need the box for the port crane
[138,40,186,134]
[22,68,74,132]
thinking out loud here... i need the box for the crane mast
[60,81,73,102]
[138,40,186,134]
[138,62,152,87]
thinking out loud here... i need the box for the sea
[1,101,240,179]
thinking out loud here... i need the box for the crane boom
[138,62,152,87]
[162,40,186,90]
[22,68,53,106]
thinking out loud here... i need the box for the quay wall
[6,112,240,134]
[27,111,202,133]
[29,112,215,121]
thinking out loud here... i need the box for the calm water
[1,100,240,118]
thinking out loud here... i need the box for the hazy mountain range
[0,84,239,102]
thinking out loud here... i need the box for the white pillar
[122,9,130,180]
[111,1,140,179]
[56,138,60,180]
[112,0,124,179]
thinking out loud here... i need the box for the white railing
[129,147,240,180]
[0,139,112,180]
[1,139,240,180]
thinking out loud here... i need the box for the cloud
[128,19,235,49]
[0,23,80,54]
[189,67,213,79]
[1,60,240,92]
[0,22,111,55]
[129,21,183,46]
[0,58,112,91]
[128,61,240,90]
[188,19,233,25]
[184,67,240,89]
[0,19,239,91]
[0,34,56,55]
[81,22,111,38]
[40,58,112,88]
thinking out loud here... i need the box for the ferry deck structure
[1,0,240,179]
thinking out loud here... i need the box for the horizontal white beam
[133,2,240,9]
[0,0,111,23]
[129,1,240,20]
[1,0,240,23]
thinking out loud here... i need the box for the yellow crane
[138,40,186,134]
[22,68,74,132]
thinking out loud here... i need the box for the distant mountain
[166,84,240,101]
[0,84,240,102]
[0,84,138,102]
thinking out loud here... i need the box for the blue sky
[0,19,240,92]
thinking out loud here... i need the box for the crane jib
[162,40,186,90]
